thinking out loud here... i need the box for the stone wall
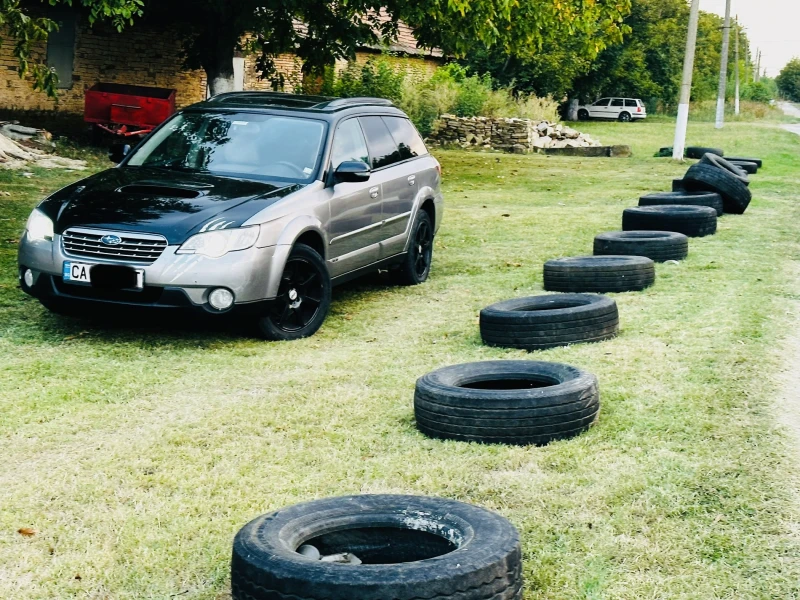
[426,115,603,154]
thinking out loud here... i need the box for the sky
[701,0,800,77]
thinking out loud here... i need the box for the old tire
[480,294,619,351]
[727,156,762,168]
[639,190,723,216]
[543,255,655,293]
[683,163,752,214]
[594,230,688,262]
[231,495,522,600]
[686,146,723,159]
[414,360,600,446]
[623,205,717,237]
[729,160,758,174]
[672,178,687,192]
[699,153,750,185]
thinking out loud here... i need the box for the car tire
[618,111,632,122]
[577,109,590,121]
[686,146,723,159]
[392,210,434,286]
[728,160,758,174]
[256,243,331,341]
[726,156,763,168]
[623,205,717,237]
[231,494,523,600]
[594,230,689,262]
[414,360,600,446]
[699,153,750,185]
[543,255,655,293]
[639,190,724,216]
[682,163,752,214]
[480,294,619,351]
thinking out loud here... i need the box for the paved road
[779,101,800,136]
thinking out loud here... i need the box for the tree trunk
[201,27,237,97]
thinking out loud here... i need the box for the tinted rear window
[383,117,427,160]
[625,99,638,107]
[359,116,401,169]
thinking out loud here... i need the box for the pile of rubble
[426,115,603,154]
[0,122,86,170]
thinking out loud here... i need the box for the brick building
[0,10,443,114]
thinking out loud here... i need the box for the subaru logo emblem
[101,234,122,246]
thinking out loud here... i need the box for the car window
[594,98,610,106]
[610,99,624,107]
[359,116,402,169]
[382,117,428,160]
[127,112,326,183]
[625,99,638,107]
[330,118,370,170]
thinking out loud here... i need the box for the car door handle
[407,175,416,185]
[369,186,379,198]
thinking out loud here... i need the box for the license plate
[62,261,144,290]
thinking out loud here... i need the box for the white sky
[701,0,800,77]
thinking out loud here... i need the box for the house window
[46,13,76,89]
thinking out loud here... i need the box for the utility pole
[715,0,732,129]
[756,50,761,82]
[673,0,701,160]
[734,17,740,115]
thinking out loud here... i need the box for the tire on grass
[543,255,655,293]
[414,360,600,445]
[728,160,758,174]
[639,190,723,216]
[686,146,723,159]
[594,230,689,262]
[682,162,752,214]
[699,153,750,185]
[232,494,523,600]
[672,178,687,192]
[623,205,717,237]
[480,294,619,350]
[726,156,763,168]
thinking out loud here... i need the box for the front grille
[62,228,167,264]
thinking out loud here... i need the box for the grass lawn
[2,117,800,599]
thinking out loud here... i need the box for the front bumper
[18,233,282,313]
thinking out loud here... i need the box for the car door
[609,98,625,119]
[358,115,418,259]
[589,98,610,118]
[326,117,382,277]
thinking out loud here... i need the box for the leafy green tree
[776,58,800,102]
[0,0,143,96]
[5,0,632,97]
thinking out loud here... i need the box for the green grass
[2,119,800,599]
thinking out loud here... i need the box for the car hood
[38,167,303,244]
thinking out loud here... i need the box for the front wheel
[392,210,434,286]
[577,109,590,121]
[256,243,331,341]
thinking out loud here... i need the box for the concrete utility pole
[756,50,761,82]
[715,0,732,129]
[734,17,740,115]
[673,0,702,160]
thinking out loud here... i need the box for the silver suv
[577,98,647,122]
[17,92,443,340]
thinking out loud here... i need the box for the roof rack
[205,91,394,111]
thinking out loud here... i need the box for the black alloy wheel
[257,244,331,341]
[393,211,434,285]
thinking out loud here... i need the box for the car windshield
[126,111,327,183]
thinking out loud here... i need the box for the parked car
[18,92,443,340]
[577,98,647,122]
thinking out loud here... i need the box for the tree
[777,58,800,102]
[0,0,144,96]
[5,0,632,97]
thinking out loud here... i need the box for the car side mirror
[334,161,371,184]
[109,143,131,164]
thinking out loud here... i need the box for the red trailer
[84,82,177,137]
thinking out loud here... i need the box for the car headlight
[176,226,260,258]
[26,209,54,242]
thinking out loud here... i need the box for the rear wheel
[618,112,632,122]
[392,210,434,286]
[256,244,331,341]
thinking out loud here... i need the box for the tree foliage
[1,0,143,96]
[776,58,800,102]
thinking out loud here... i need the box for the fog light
[23,269,34,288]
[208,288,234,311]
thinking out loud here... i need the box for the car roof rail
[204,92,394,111]
[320,97,394,109]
